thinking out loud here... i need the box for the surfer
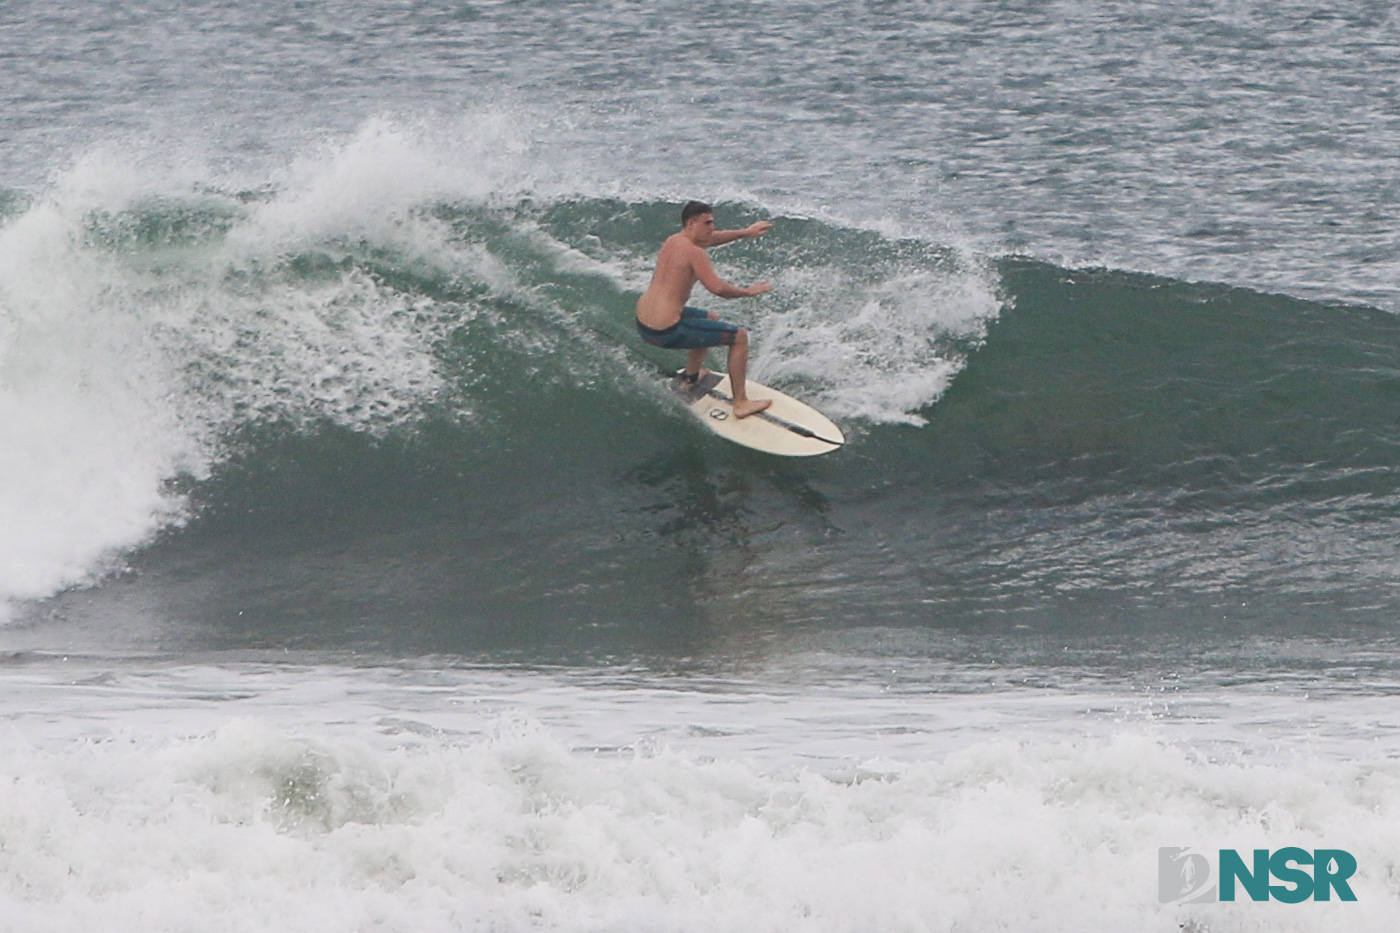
[636,201,773,418]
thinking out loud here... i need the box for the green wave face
[10,185,1400,662]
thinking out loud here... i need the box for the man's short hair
[681,201,712,226]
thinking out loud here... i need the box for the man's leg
[681,309,714,380]
[684,347,707,380]
[676,310,770,418]
[727,328,771,419]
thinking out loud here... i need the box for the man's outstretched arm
[706,221,772,247]
[691,247,771,299]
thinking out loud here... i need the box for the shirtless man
[635,201,773,418]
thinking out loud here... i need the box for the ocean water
[3,2,1400,930]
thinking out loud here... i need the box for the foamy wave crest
[0,193,201,611]
[0,120,525,617]
[751,247,999,426]
[1,116,1007,615]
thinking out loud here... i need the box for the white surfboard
[671,371,844,456]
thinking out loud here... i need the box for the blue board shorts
[637,306,740,349]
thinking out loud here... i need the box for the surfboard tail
[664,370,845,456]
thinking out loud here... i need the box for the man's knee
[733,327,748,346]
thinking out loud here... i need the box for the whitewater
[4,2,1400,931]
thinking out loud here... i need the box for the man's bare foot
[733,398,772,419]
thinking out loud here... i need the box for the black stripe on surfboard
[667,369,843,448]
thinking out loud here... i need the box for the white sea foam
[0,661,1396,932]
[751,253,1000,426]
[0,112,997,617]
[0,194,201,611]
[0,122,519,619]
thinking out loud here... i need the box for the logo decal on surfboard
[669,370,844,457]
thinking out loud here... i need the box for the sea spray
[0,126,485,616]
[1,124,1004,620]
[754,253,1000,426]
[0,190,200,612]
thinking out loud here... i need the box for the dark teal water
[8,194,1399,675]
[6,7,1400,930]
[3,0,1400,669]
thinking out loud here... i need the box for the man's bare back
[635,215,772,328]
[635,202,773,418]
